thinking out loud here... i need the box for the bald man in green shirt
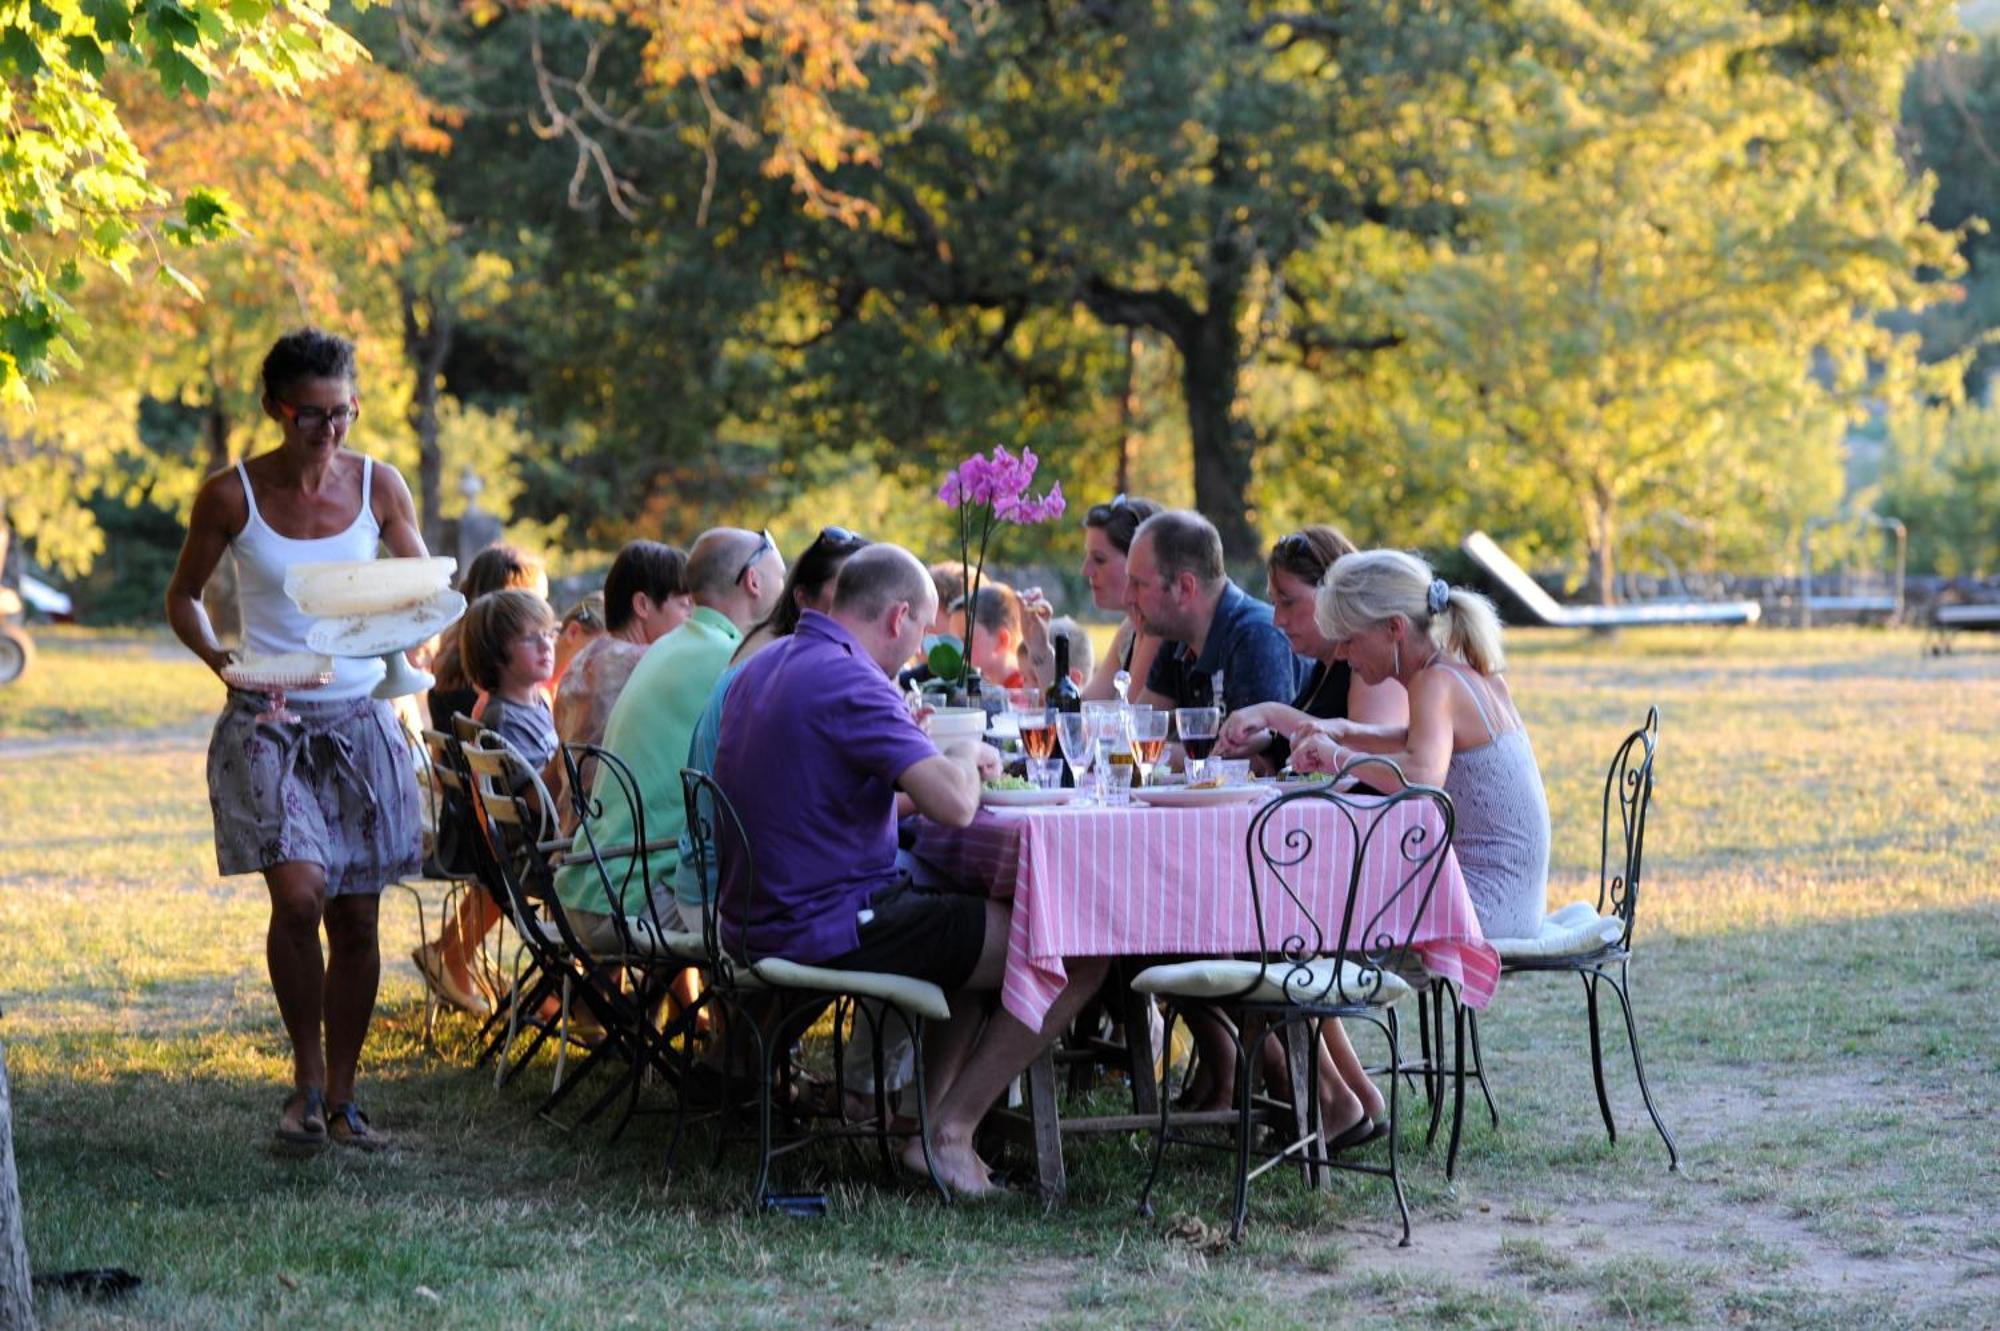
[557,527,785,954]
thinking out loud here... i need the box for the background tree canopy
[6,0,1997,616]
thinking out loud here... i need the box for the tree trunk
[401,275,454,553]
[1115,329,1140,497]
[1182,291,1257,563]
[1583,486,1618,606]
[0,1042,36,1331]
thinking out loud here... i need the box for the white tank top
[230,456,386,700]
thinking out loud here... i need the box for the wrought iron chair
[538,740,708,1134]
[679,768,952,1210]
[459,736,637,1098]
[1467,705,1680,1169]
[407,726,497,1043]
[1131,759,1456,1245]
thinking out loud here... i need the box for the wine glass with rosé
[1126,707,1169,788]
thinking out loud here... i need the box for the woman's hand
[1293,715,1357,746]
[1018,587,1055,687]
[1289,733,1348,776]
[1218,705,1276,757]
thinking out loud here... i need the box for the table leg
[1120,982,1160,1116]
[1025,1047,1067,1202]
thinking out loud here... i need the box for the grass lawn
[4,625,1999,1329]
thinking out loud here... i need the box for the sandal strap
[330,1101,370,1133]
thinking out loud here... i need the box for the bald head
[687,528,765,601]
[831,544,937,674]
[834,544,936,624]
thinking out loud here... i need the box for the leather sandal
[327,1101,388,1152]
[274,1087,328,1148]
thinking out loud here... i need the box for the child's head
[555,593,606,681]
[1049,616,1093,685]
[461,588,559,693]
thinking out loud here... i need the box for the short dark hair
[928,561,968,610]
[261,328,357,400]
[954,583,1021,638]
[835,545,934,622]
[602,540,688,632]
[461,589,556,692]
[1268,525,1358,589]
[458,543,545,602]
[1083,494,1163,555]
[1135,510,1224,589]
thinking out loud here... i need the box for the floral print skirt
[207,690,422,896]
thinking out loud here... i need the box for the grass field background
[3,625,1997,1328]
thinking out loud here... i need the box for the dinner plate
[980,786,1079,808]
[1131,784,1266,809]
[306,589,467,657]
[221,653,335,691]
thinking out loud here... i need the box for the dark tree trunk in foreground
[0,1041,35,1331]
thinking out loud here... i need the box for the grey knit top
[1435,662,1550,940]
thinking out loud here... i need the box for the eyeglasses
[277,400,360,433]
[1271,531,1329,576]
[816,525,866,549]
[734,529,775,585]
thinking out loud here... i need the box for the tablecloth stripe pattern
[911,795,1500,1030]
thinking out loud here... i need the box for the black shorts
[819,878,988,992]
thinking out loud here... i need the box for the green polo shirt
[554,606,742,918]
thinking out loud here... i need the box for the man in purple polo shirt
[715,543,1108,1196]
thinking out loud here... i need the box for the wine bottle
[1048,634,1081,714]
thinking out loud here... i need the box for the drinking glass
[1057,712,1096,799]
[1126,707,1169,788]
[1027,757,1065,790]
[1102,760,1135,807]
[1175,706,1221,784]
[1009,691,1058,763]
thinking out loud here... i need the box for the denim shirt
[1146,580,1311,712]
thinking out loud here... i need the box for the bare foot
[900,1133,999,1197]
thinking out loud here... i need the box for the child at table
[414,588,560,1014]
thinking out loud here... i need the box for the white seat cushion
[1490,900,1625,961]
[738,957,952,1023]
[1129,958,1411,1007]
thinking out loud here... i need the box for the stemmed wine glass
[1126,707,1169,789]
[1056,712,1096,801]
[1174,706,1221,785]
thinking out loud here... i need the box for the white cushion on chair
[1128,958,1411,1007]
[1490,900,1625,960]
[739,958,952,1022]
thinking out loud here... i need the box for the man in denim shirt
[1128,510,1310,713]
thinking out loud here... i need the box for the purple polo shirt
[715,610,941,963]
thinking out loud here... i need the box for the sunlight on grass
[2,627,1997,1328]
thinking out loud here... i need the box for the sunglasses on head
[1085,493,1130,525]
[815,525,866,549]
[734,529,775,585]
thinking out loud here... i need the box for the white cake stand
[305,589,468,700]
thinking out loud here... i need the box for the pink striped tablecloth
[909,794,1500,1030]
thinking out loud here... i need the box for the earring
[1392,640,1402,677]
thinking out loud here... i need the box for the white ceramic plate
[286,556,456,618]
[221,653,335,691]
[981,786,1080,808]
[1131,784,1266,808]
[307,589,467,657]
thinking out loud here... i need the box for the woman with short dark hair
[166,327,426,1151]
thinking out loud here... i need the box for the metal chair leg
[1583,971,1618,1143]
[1385,1010,1410,1247]
[1608,962,1681,1171]
[1137,1005,1180,1220]
[1465,1005,1500,1128]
